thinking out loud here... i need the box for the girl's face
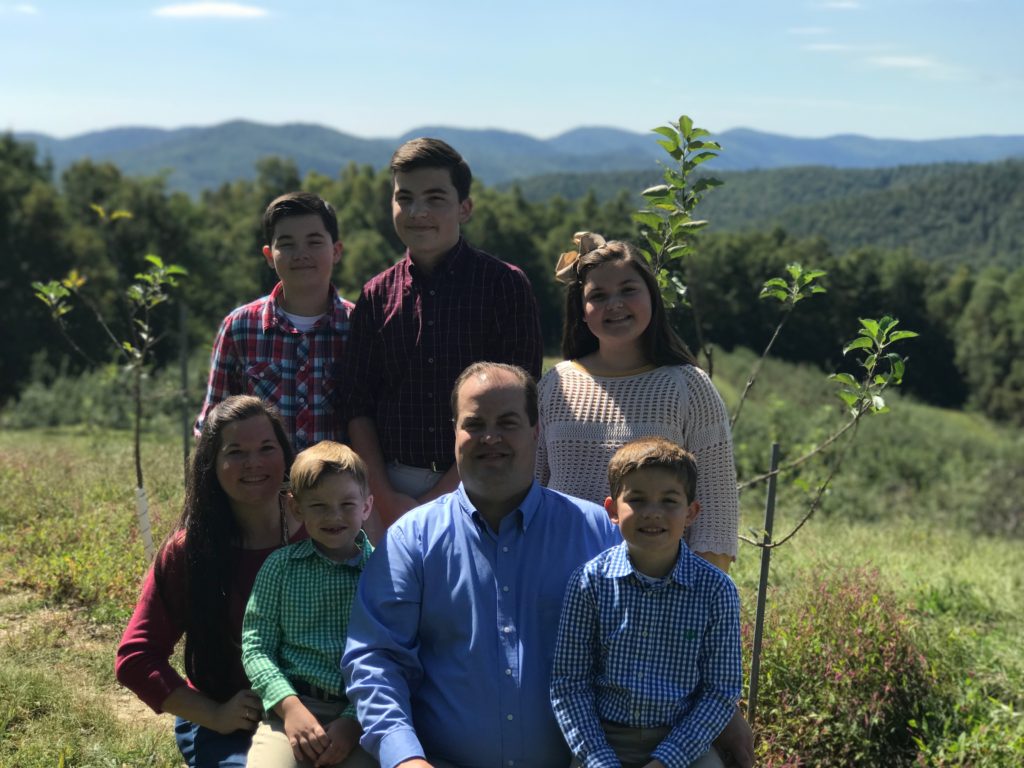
[214,415,286,511]
[581,260,653,353]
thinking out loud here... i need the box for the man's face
[454,370,538,511]
[392,167,472,266]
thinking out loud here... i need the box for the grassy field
[1,349,1022,766]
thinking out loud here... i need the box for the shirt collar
[607,539,694,586]
[286,530,373,569]
[404,237,467,283]
[455,479,542,532]
[263,282,350,334]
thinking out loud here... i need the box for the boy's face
[262,214,342,293]
[392,167,472,266]
[605,467,699,572]
[288,474,372,562]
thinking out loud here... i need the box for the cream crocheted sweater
[536,361,739,558]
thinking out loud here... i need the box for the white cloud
[804,42,855,52]
[868,55,939,70]
[0,3,39,13]
[789,26,830,35]
[153,3,268,18]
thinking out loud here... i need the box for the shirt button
[503,626,512,634]
[502,546,509,553]
[427,392,434,398]
[505,668,512,676]
[428,426,435,433]
[429,289,436,296]
[427,357,434,364]
[502,585,509,592]
[506,714,514,721]
[427,319,434,326]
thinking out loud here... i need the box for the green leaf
[843,337,873,355]
[689,151,719,166]
[829,373,858,387]
[762,277,788,290]
[641,184,671,198]
[145,254,164,268]
[652,126,679,144]
[679,115,694,139]
[860,318,880,337]
[888,330,919,342]
[837,390,860,408]
[759,288,788,302]
[633,211,664,229]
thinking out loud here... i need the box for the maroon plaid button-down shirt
[338,238,543,470]
[196,282,354,451]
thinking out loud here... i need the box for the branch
[731,308,792,430]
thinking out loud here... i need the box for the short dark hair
[262,191,339,244]
[451,362,538,426]
[607,436,697,501]
[390,137,473,202]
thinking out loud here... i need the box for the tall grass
[0,348,1021,764]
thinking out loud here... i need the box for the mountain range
[14,120,1024,196]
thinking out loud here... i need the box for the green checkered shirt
[241,533,373,714]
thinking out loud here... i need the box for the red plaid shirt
[339,238,543,470]
[196,282,354,451]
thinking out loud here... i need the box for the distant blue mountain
[13,120,1024,196]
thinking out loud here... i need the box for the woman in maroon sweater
[116,396,305,767]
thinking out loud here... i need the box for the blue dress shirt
[342,482,620,768]
[550,542,742,768]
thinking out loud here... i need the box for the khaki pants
[568,721,725,768]
[246,695,377,768]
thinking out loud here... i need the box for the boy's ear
[332,240,343,265]
[262,244,275,269]
[286,493,302,521]
[360,493,373,521]
[604,496,619,525]
[685,499,701,528]
[458,196,473,224]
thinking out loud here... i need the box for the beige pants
[568,721,725,768]
[246,695,377,768]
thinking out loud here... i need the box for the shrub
[747,566,935,766]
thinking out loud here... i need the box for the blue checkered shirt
[551,541,742,768]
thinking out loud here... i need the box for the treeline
[509,160,1024,269]
[2,133,1022,424]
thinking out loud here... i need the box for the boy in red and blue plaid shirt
[196,192,354,451]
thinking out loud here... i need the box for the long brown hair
[155,395,294,701]
[561,239,697,367]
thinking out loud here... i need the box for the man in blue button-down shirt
[341,362,620,768]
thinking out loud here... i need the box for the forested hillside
[2,133,1022,426]
[509,160,1024,268]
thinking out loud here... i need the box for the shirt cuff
[378,726,426,768]
[259,678,298,712]
[652,740,699,768]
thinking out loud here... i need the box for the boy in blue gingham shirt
[551,437,742,768]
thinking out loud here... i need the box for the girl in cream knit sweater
[537,233,739,571]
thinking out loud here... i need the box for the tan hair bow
[554,231,607,284]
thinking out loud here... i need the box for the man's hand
[279,696,330,763]
[315,717,361,767]
[714,707,754,768]
[209,688,262,734]
[396,760,433,768]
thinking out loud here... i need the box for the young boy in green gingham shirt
[242,441,376,768]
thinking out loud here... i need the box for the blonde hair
[289,441,369,498]
[607,436,697,501]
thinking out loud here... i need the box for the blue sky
[0,0,1018,140]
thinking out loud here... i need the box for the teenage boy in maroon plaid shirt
[196,192,354,452]
[339,138,543,539]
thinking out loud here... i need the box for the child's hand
[278,696,329,763]
[315,716,361,767]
